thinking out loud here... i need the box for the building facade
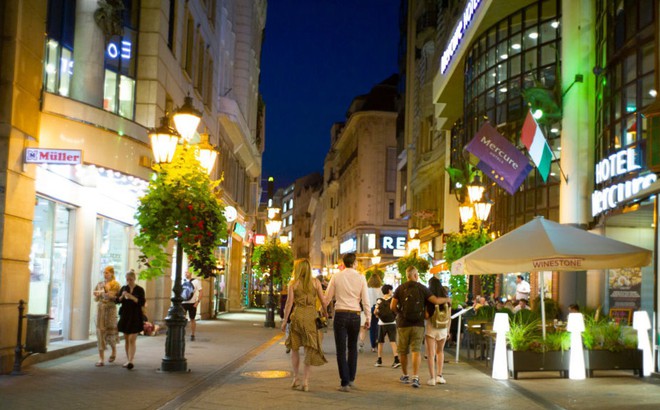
[429,0,659,369]
[291,173,322,261]
[320,76,408,273]
[0,0,265,373]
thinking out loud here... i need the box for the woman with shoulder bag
[424,276,450,386]
[92,266,120,367]
[117,269,145,370]
[281,259,328,392]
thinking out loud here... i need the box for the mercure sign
[440,0,483,74]
[591,147,657,216]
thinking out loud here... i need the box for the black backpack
[401,284,425,322]
[376,298,396,323]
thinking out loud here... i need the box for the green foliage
[445,220,491,308]
[397,253,430,282]
[365,267,384,283]
[366,269,384,288]
[474,305,496,322]
[251,241,293,287]
[532,297,561,321]
[507,315,540,351]
[134,144,227,280]
[544,331,571,352]
[479,274,496,296]
[582,310,637,351]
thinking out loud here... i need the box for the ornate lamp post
[459,175,493,227]
[148,98,209,372]
[263,209,282,328]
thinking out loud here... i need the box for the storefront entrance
[29,196,72,341]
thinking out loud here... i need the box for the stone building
[0,0,266,373]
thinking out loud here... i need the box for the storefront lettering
[440,0,482,74]
[592,147,656,216]
[107,40,132,60]
[24,148,82,165]
[591,173,656,216]
[532,258,583,269]
[381,235,406,251]
[595,147,640,184]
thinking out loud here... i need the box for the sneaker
[348,381,357,390]
[427,378,436,386]
[371,348,376,353]
[399,375,410,384]
[436,376,446,384]
[375,358,383,367]
[392,358,401,368]
[338,385,350,393]
[411,378,420,388]
[190,335,195,341]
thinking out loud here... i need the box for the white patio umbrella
[451,216,652,338]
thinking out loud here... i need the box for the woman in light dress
[92,265,120,367]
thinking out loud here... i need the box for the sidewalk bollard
[11,300,26,375]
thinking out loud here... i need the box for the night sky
[260,0,400,190]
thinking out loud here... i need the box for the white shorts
[425,320,449,341]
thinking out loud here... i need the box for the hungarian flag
[521,110,552,182]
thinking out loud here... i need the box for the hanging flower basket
[134,144,228,279]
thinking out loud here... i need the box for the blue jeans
[369,305,378,348]
[333,311,361,386]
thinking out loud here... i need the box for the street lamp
[459,175,492,226]
[148,97,203,373]
[264,206,282,328]
[370,249,381,265]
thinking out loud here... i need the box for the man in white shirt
[182,269,203,341]
[515,275,530,302]
[324,253,370,392]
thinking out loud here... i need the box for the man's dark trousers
[333,311,361,387]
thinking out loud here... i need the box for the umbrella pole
[539,271,546,340]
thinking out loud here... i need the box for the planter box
[507,350,570,379]
[583,349,643,378]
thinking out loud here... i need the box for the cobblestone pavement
[1,313,659,410]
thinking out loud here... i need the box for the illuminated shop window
[102,0,139,119]
[43,0,75,97]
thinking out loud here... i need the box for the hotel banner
[465,122,532,195]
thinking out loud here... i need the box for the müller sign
[24,148,82,165]
[592,147,657,217]
[440,0,482,74]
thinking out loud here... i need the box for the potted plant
[582,312,642,377]
[506,311,570,379]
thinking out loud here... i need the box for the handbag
[315,313,327,330]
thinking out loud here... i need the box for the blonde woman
[92,265,120,367]
[117,269,145,370]
[281,259,328,392]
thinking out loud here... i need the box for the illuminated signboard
[380,235,407,254]
[24,148,82,165]
[106,40,132,60]
[339,238,357,254]
[233,222,246,240]
[440,0,483,74]
[592,147,657,216]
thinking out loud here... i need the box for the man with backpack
[391,266,450,388]
[374,284,400,368]
[182,269,203,341]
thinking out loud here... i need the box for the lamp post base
[161,305,188,372]
[264,293,276,328]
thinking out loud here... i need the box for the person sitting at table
[513,299,530,313]
[568,304,580,314]
[474,296,488,311]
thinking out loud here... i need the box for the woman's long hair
[293,259,314,294]
[429,276,448,306]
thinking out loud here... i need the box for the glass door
[89,217,129,335]
[29,197,72,341]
